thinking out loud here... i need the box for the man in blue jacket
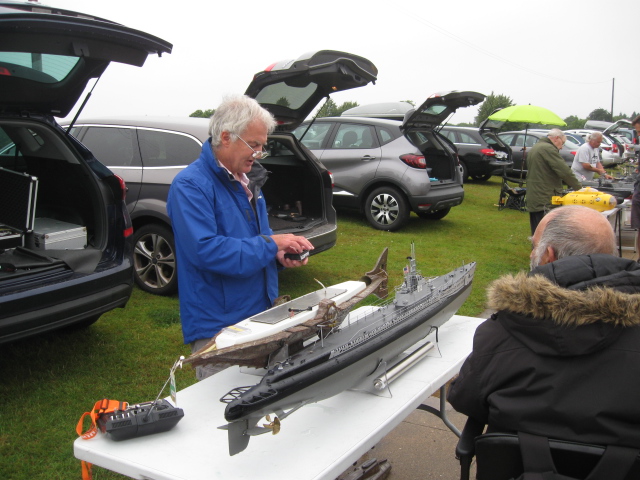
[167,95,314,380]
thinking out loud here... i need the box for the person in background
[525,129,582,235]
[631,115,640,259]
[448,205,640,448]
[570,131,612,181]
[167,95,314,380]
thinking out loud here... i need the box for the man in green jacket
[525,129,582,235]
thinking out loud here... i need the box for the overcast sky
[52,0,639,125]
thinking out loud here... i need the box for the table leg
[416,385,461,437]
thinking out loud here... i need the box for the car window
[406,130,446,152]
[138,129,202,168]
[457,132,479,144]
[82,127,140,167]
[293,123,333,150]
[498,133,514,145]
[253,82,318,109]
[331,124,376,149]
[564,138,580,149]
[514,134,538,148]
[0,52,80,83]
[440,130,457,143]
[482,133,502,147]
[376,126,400,146]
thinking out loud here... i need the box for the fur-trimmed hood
[486,254,640,356]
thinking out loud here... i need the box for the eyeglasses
[233,133,269,160]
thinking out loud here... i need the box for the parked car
[65,50,377,295]
[565,129,623,166]
[611,133,636,160]
[563,132,585,146]
[294,91,486,231]
[0,2,172,343]
[438,125,512,181]
[497,131,581,173]
[601,119,639,160]
[529,129,585,147]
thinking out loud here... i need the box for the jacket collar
[488,255,640,328]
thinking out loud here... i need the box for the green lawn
[0,178,531,479]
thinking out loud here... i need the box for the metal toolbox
[26,218,87,250]
[0,167,38,250]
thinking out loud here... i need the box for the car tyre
[364,186,409,232]
[471,173,492,181]
[417,207,451,220]
[458,160,468,182]
[133,224,178,296]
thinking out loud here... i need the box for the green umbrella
[488,105,566,179]
[488,104,566,126]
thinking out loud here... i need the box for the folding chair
[498,173,527,212]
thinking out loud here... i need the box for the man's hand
[271,234,314,268]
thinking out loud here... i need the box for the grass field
[0,178,532,479]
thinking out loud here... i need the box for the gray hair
[588,131,603,142]
[209,95,277,148]
[533,206,617,263]
[547,128,565,139]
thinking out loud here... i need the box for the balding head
[530,206,617,269]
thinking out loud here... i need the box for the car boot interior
[406,130,456,182]
[0,120,107,282]
[260,137,326,233]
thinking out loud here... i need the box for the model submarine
[217,244,476,455]
[551,187,617,212]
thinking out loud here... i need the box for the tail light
[328,171,335,188]
[115,174,128,201]
[601,145,611,151]
[612,144,619,154]
[479,148,496,156]
[0,67,11,76]
[570,151,577,156]
[115,174,133,238]
[400,154,427,169]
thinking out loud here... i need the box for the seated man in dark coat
[448,205,640,448]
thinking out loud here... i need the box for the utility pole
[611,78,615,121]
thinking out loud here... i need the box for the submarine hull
[224,263,474,423]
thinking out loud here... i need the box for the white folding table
[74,314,483,480]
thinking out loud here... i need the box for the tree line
[190,93,638,131]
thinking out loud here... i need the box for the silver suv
[67,50,379,295]
[294,91,486,231]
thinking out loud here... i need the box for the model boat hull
[219,245,475,455]
[224,275,473,423]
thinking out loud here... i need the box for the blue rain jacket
[167,140,278,344]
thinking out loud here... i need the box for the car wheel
[471,173,492,181]
[364,186,409,231]
[459,160,468,182]
[133,224,178,296]
[417,207,451,220]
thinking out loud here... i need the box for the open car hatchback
[0,1,172,343]
[294,91,485,231]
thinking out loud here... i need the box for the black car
[64,50,377,295]
[0,2,171,343]
[438,125,512,181]
[294,92,486,231]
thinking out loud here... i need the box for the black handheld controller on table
[97,399,184,441]
[284,250,309,261]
